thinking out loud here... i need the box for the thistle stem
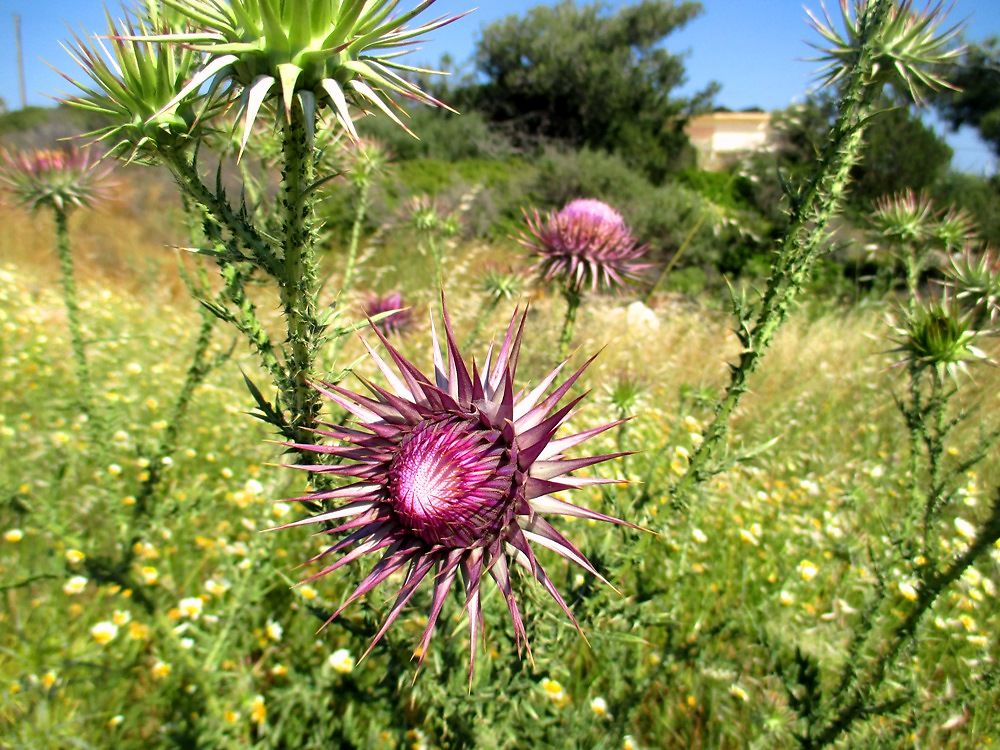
[670,0,894,508]
[165,149,277,273]
[558,287,581,360]
[53,207,97,427]
[278,103,322,446]
[463,297,501,351]
[803,489,1000,749]
[341,178,371,295]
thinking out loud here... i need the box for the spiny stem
[341,178,371,295]
[133,307,216,519]
[804,489,1000,749]
[278,102,322,446]
[165,149,277,272]
[670,0,894,508]
[463,297,501,351]
[52,207,97,428]
[558,287,581,360]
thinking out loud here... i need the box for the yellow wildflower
[328,648,355,674]
[540,678,570,708]
[250,695,266,725]
[3,528,23,543]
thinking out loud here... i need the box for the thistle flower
[519,199,649,295]
[408,194,459,237]
[273,303,632,675]
[944,246,1000,324]
[60,9,211,161]
[933,206,977,253]
[482,267,523,304]
[889,294,989,379]
[869,189,935,247]
[0,147,112,213]
[140,0,464,148]
[807,0,963,102]
[363,291,412,336]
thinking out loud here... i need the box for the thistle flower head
[889,294,989,378]
[363,291,411,336]
[807,0,963,102]
[341,137,390,188]
[869,189,935,247]
[519,199,649,295]
[273,302,632,675]
[141,0,464,150]
[482,267,523,304]
[933,206,977,253]
[408,194,459,237]
[60,8,211,161]
[0,147,112,213]
[944,246,1000,324]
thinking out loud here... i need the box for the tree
[934,38,1000,159]
[457,0,714,180]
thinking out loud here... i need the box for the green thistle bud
[60,8,212,161]
[482,268,522,304]
[933,206,978,253]
[889,295,989,379]
[869,189,935,248]
[606,375,646,420]
[944,246,1000,324]
[139,0,466,153]
[808,0,963,102]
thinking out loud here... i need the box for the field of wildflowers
[1,0,999,748]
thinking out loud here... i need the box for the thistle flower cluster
[519,199,649,295]
[274,304,631,674]
[0,147,112,213]
[139,0,462,149]
[363,291,412,336]
[807,0,963,101]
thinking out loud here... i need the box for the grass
[0,194,998,748]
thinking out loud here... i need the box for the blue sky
[1,0,997,171]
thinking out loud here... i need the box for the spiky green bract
[272,303,633,677]
[483,268,522,304]
[889,295,988,379]
[807,0,963,101]
[141,0,464,151]
[945,245,1000,324]
[933,206,977,253]
[60,9,211,162]
[0,147,112,213]
[869,189,935,246]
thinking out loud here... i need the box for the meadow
[1,178,997,748]
[2,0,999,748]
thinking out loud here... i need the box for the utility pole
[14,13,27,109]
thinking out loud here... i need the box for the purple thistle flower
[363,292,412,337]
[274,302,634,677]
[519,199,649,294]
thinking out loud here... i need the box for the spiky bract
[870,189,936,247]
[60,8,210,162]
[273,304,631,675]
[945,246,1000,324]
[933,206,977,253]
[519,199,649,295]
[890,295,988,378]
[807,0,963,102]
[482,268,522,304]
[141,0,463,150]
[363,291,412,336]
[0,148,112,213]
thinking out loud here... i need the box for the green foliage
[459,0,712,180]
[358,109,517,162]
[932,171,1000,246]
[934,37,1000,158]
